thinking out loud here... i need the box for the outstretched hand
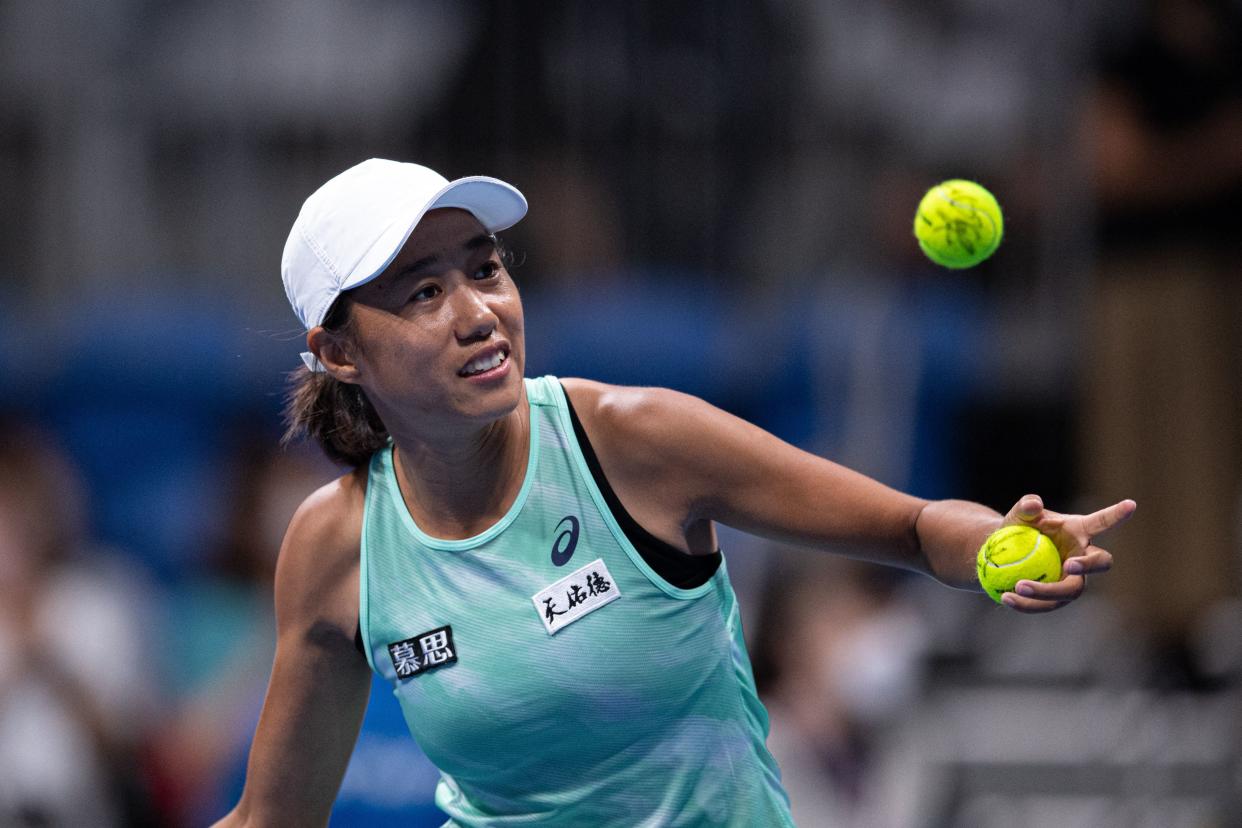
[997,495,1136,613]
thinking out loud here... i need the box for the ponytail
[281,295,389,467]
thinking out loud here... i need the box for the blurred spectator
[146,426,338,825]
[754,555,929,828]
[0,416,158,826]
[1079,0,1242,686]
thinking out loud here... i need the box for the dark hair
[281,294,389,467]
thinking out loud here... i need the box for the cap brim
[341,176,527,293]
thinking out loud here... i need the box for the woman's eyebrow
[395,234,497,279]
[465,233,497,252]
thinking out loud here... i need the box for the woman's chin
[457,370,524,422]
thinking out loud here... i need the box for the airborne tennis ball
[976,524,1061,604]
[914,179,1003,268]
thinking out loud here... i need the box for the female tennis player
[215,159,1134,827]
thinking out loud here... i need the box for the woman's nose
[452,285,498,342]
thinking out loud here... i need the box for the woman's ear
[307,326,362,384]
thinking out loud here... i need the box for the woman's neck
[387,402,531,540]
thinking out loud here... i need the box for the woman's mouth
[459,347,510,378]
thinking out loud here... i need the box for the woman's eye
[411,285,441,302]
[474,261,501,280]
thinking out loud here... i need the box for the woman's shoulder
[286,467,367,549]
[559,378,716,449]
[558,377,720,478]
[273,467,367,638]
[559,377,689,426]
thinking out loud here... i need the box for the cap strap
[301,351,326,372]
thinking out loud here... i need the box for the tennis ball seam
[936,198,1001,258]
[941,194,1000,244]
[981,533,1048,570]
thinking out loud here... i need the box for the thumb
[1015,494,1044,522]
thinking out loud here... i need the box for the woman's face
[339,208,526,430]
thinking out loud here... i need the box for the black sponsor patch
[387,625,457,679]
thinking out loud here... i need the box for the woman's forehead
[406,208,488,252]
[390,210,493,272]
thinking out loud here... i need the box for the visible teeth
[462,350,506,376]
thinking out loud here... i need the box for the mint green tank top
[358,376,795,827]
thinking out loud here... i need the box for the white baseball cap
[281,158,527,369]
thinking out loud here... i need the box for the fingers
[1001,591,1068,613]
[1013,573,1085,603]
[1082,499,1137,536]
[987,495,1129,614]
[1063,545,1113,576]
[1000,571,1087,613]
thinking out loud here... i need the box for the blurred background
[1,0,1240,825]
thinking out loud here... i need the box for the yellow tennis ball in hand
[976,524,1061,604]
[914,179,1003,268]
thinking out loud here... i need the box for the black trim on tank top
[561,383,722,589]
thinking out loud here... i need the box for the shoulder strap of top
[554,380,721,589]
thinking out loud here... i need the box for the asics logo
[550,515,580,566]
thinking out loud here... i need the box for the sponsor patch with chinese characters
[387,625,457,679]
[531,558,622,635]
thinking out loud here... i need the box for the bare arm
[568,381,948,573]
[566,381,1132,607]
[214,473,373,828]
